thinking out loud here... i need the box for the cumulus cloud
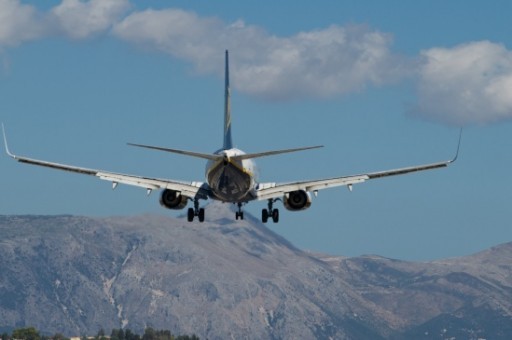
[50,0,130,39]
[0,0,129,47]
[112,9,406,99]
[413,41,512,125]
[0,0,46,47]
[2,2,512,126]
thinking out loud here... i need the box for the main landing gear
[187,199,205,223]
[262,199,279,223]
[235,202,244,220]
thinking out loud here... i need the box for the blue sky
[1,0,511,261]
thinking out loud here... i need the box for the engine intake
[160,189,188,210]
[283,190,312,211]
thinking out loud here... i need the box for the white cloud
[0,0,46,47]
[112,9,406,100]
[51,0,130,39]
[413,41,512,125]
[0,0,130,47]
[2,2,512,126]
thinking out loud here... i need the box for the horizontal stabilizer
[233,145,323,161]
[127,143,221,161]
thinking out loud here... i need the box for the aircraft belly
[208,162,252,202]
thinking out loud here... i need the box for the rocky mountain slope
[1,203,511,339]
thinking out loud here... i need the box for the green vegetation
[12,328,42,340]
[2,328,198,340]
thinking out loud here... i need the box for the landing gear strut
[187,199,205,222]
[235,202,244,220]
[262,199,279,223]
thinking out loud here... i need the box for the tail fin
[223,50,233,150]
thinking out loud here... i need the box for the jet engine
[283,190,312,211]
[159,189,188,210]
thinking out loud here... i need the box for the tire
[262,209,269,223]
[198,208,205,222]
[272,209,279,223]
[187,208,195,222]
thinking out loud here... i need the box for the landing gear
[235,202,244,220]
[262,199,279,223]
[187,199,205,222]
[262,209,269,223]
[187,208,194,222]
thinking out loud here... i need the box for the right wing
[254,159,454,201]
[254,130,462,201]
[253,129,461,202]
[2,125,207,198]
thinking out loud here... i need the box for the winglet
[1,123,16,158]
[450,128,463,163]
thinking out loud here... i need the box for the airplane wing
[254,158,456,201]
[254,129,461,201]
[2,125,206,198]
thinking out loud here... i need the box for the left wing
[255,153,459,201]
[2,125,206,198]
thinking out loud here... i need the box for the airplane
[2,50,460,223]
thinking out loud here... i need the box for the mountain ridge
[1,204,511,339]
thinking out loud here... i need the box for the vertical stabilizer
[223,50,233,150]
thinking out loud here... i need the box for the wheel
[198,208,205,222]
[187,208,195,222]
[272,209,279,223]
[262,209,269,223]
[240,212,244,220]
[235,212,240,220]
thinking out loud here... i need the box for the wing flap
[4,147,204,199]
[255,157,454,201]
[97,172,204,197]
[255,175,369,201]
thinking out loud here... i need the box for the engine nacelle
[159,189,188,210]
[283,190,312,211]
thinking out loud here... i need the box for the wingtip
[450,128,463,163]
[1,123,16,158]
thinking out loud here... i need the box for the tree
[95,329,107,340]
[51,333,68,340]
[141,328,155,340]
[123,329,140,340]
[110,329,124,340]
[12,327,40,340]
[11,328,39,340]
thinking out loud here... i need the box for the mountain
[1,203,511,339]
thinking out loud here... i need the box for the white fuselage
[205,148,257,202]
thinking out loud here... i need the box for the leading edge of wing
[368,129,461,179]
[255,135,461,201]
[255,159,450,201]
[2,125,204,198]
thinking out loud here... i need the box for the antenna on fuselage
[223,50,233,150]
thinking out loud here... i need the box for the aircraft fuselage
[205,148,257,202]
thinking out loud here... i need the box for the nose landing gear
[235,202,244,220]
